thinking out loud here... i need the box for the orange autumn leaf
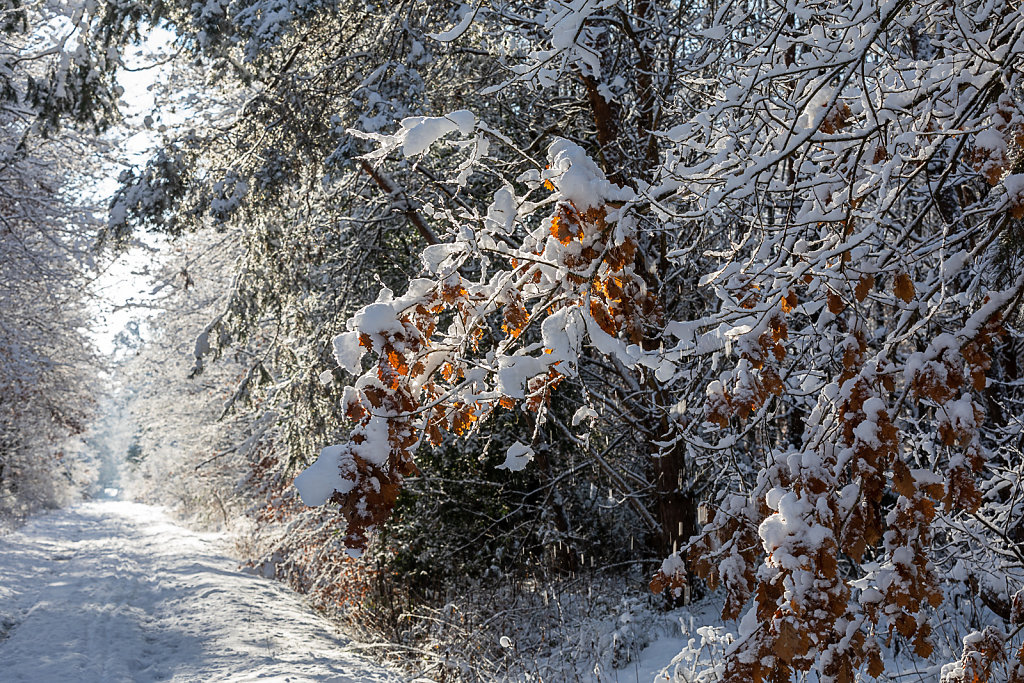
[440,363,455,382]
[387,349,409,375]
[550,215,573,245]
[781,290,798,313]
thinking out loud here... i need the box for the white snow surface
[350,110,476,160]
[0,501,397,682]
[294,444,354,507]
[496,441,535,472]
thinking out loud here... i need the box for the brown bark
[650,414,696,555]
[359,160,438,245]
[581,74,624,186]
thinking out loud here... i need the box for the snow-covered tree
[113,229,262,523]
[0,104,103,517]
[103,0,1024,677]
[105,0,655,585]
[0,0,159,518]
[284,1,1024,680]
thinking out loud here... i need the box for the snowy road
[0,501,398,682]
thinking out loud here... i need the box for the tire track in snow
[0,501,398,682]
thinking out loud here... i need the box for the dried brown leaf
[894,273,915,303]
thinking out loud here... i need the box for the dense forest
[3,0,1024,680]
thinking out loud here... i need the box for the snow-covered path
[0,501,398,682]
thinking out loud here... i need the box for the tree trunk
[650,414,697,556]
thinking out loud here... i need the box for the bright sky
[90,28,177,356]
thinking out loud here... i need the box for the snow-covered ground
[0,501,398,682]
